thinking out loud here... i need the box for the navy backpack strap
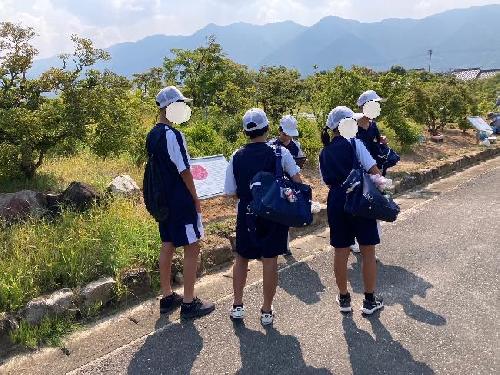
[148,125,168,157]
[274,145,284,179]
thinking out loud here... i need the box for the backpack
[143,126,170,222]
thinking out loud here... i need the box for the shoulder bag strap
[274,145,284,179]
[349,138,363,170]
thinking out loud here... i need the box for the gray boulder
[0,190,48,222]
[62,182,100,211]
[22,288,76,325]
[80,277,116,308]
[0,313,19,337]
[107,175,141,197]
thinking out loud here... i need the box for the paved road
[3,158,499,374]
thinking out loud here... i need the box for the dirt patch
[391,129,481,174]
[200,196,238,222]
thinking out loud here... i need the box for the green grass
[0,198,162,313]
[10,316,78,349]
[0,150,144,193]
[205,217,236,238]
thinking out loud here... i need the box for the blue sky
[1,0,499,58]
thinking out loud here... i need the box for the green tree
[0,22,110,178]
[255,65,304,123]
[305,67,370,128]
[405,76,475,135]
[132,66,164,99]
[376,72,420,147]
[164,36,254,115]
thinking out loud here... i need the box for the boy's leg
[284,232,292,256]
[182,241,201,303]
[262,257,278,312]
[360,245,377,293]
[233,254,249,306]
[334,248,351,294]
[160,242,175,297]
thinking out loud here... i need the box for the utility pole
[428,49,433,72]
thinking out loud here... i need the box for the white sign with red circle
[190,155,229,199]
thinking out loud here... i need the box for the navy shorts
[327,191,380,248]
[235,201,288,259]
[158,213,204,248]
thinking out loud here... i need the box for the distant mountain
[31,5,500,77]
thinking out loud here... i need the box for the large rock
[80,277,116,308]
[62,182,100,211]
[0,190,48,222]
[22,288,76,325]
[0,313,19,337]
[107,175,141,197]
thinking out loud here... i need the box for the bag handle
[274,145,284,179]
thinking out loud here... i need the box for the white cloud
[0,0,497,58]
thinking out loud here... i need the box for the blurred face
[279,131,292,144]
[357,116,370,129]
[164,101,192,124]
[363,101,381,119]
[338,118,358,139]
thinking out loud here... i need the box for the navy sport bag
[249,146,313,228]
[342,139,400,222]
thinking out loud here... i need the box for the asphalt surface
[2,158,499,375]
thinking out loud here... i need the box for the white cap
[326,106,355,130]
[279,115,299,137]
[242,108,269,131]
[353,113,365,121]
[156,86,192,109]
[357,90,385,107]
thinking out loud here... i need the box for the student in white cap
[224,108,302,325]
[352,90,395,255]
[146,86,214,319]
[319,106,384,315]
[355,90,389,174]
[269,115,305,160]
[268,115,305,256]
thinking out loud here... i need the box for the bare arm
[368,165,382,175]
[291,173,303,183]
[180,169,201,213]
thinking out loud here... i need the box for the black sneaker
[180,297,215,319]
[336,294,352,313]
[159,292,183,314]
[361,296,384,315]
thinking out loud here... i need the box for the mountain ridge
[30,4,500,77]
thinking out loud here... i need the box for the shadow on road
[232,321,331,374]
[342,315,434,374]
[127,319,203,375]
[348,257,446,326]
[278,255,326,305]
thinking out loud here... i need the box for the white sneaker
[350,242,360,253]
[260,309,274,326]
[230,305,245,320]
